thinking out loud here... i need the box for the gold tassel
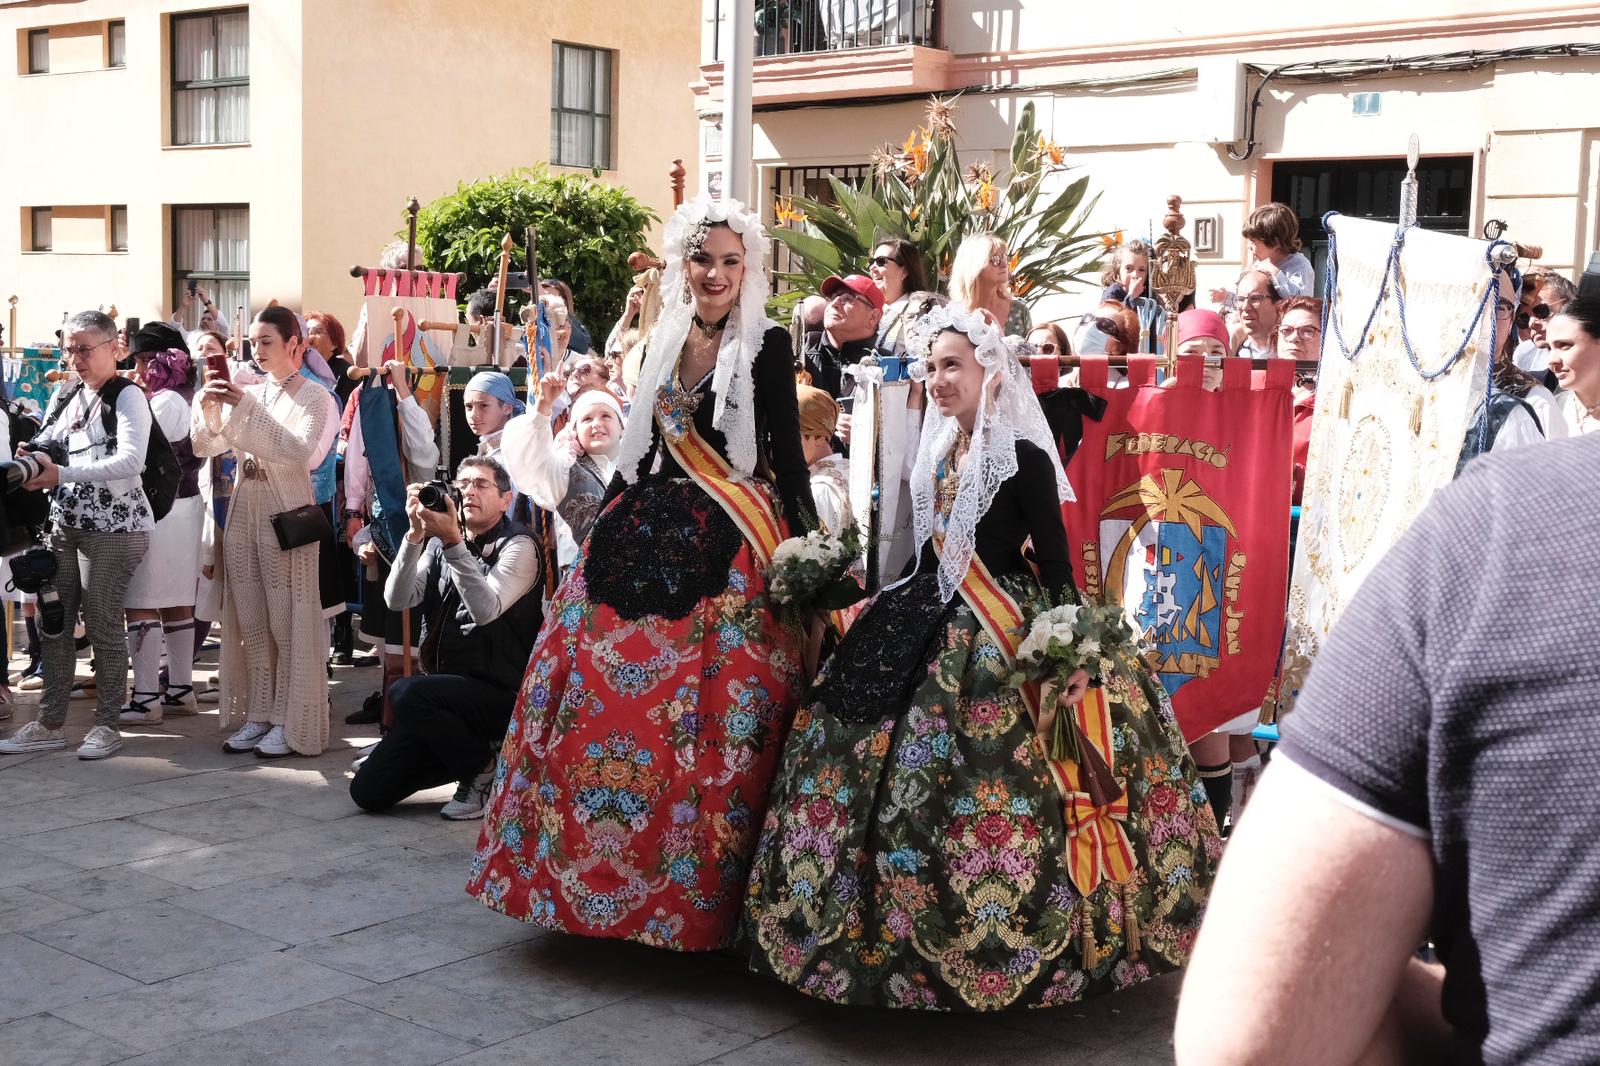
[1081,911,1097,964]
[1410,394,1425,436]
[1122,883,1143,961]
[1338,378,1353,419]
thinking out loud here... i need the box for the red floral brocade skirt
[467,478,804,951]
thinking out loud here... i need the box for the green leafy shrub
[413,167,658,334]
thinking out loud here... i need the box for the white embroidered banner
[1265,214,1506,720]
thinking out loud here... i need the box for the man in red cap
[807,274,884,399]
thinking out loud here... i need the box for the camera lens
[417,483,448,513]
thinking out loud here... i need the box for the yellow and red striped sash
[660,420,783,570]
[956,553,1136,896]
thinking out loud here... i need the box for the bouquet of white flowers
[1011,598,1143,770]
[764,524,868,619]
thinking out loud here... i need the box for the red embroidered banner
[1063,355,1294,741]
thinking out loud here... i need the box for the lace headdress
[614,196,772,483]
[903,304,1073,602]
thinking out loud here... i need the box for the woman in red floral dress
[467,197,816,950]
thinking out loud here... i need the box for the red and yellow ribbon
[956,553,1135,897]
[660,420,783,569]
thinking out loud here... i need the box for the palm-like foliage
[769,98,1104,321]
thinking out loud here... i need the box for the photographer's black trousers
[349,674,514,812]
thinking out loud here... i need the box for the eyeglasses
[452,477,499,493]
[1033,341,1058,354]
[565,364,599,378]
[1495,299,1517,319]
[1237,293,1274,306]
[1079,314,1124,340]
[63,338,115,359]
[831,291,868,310]
[987,254,1006,268]
[1278,325,1321,339]
[1530,303,1552,320]
[870,255,902,268]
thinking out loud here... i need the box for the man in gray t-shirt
[1175,431,1600,1066]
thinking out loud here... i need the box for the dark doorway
[1271,156,1474,292]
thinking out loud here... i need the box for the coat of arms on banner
[1099,469,1237,701]
[1065,355,1293,740]
[354,268,460,430]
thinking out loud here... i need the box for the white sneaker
[18,674,43,692]
[0,720,67,753]
[118,693,164,725]
[253,724,293,759]
[161,685,199,716]
[440,767,496,821]
[223,720,272,753]
[77,725,123,760]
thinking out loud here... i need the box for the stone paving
[0,656,1181,1065]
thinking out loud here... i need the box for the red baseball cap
[821,274,886,313]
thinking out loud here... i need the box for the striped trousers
[40,526,149,729]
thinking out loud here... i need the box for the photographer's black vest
[419,517,543,690]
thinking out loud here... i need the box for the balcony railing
[714,0,939,60]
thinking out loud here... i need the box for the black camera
[7,545,62,637]
[416,480,461,515]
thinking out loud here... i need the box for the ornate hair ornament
[683,220,711,261]
[906,303,1009,379]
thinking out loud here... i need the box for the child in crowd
[1211,202,1316,305]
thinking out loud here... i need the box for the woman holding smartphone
[192,307,337,758]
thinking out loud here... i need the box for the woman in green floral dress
[743,305,1221,1010]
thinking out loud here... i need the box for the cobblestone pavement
[0,657,1181,1065]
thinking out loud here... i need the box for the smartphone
[839,396,855,415]
[207,351,230,382]
[501,271,534,292]
[186,279,198,297]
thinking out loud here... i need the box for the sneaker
[0,720,67,753]
[118,693,164,725]
[223,720,272,753]
[77,725,123,760]
[350,739,379,771]
[18,673,43,692]
[161,685,199,716]
[440,768,496,821]
[196,683,220,704]
[254,725,293,759]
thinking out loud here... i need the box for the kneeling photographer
[350,455,543,819]
[0,311,153,760]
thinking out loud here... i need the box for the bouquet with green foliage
[1011,599,1144,769]
[764,526,868,620]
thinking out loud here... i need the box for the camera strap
[36,382,86,434]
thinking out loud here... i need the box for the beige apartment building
[695,0,1600,318]
[2,0,701,346]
